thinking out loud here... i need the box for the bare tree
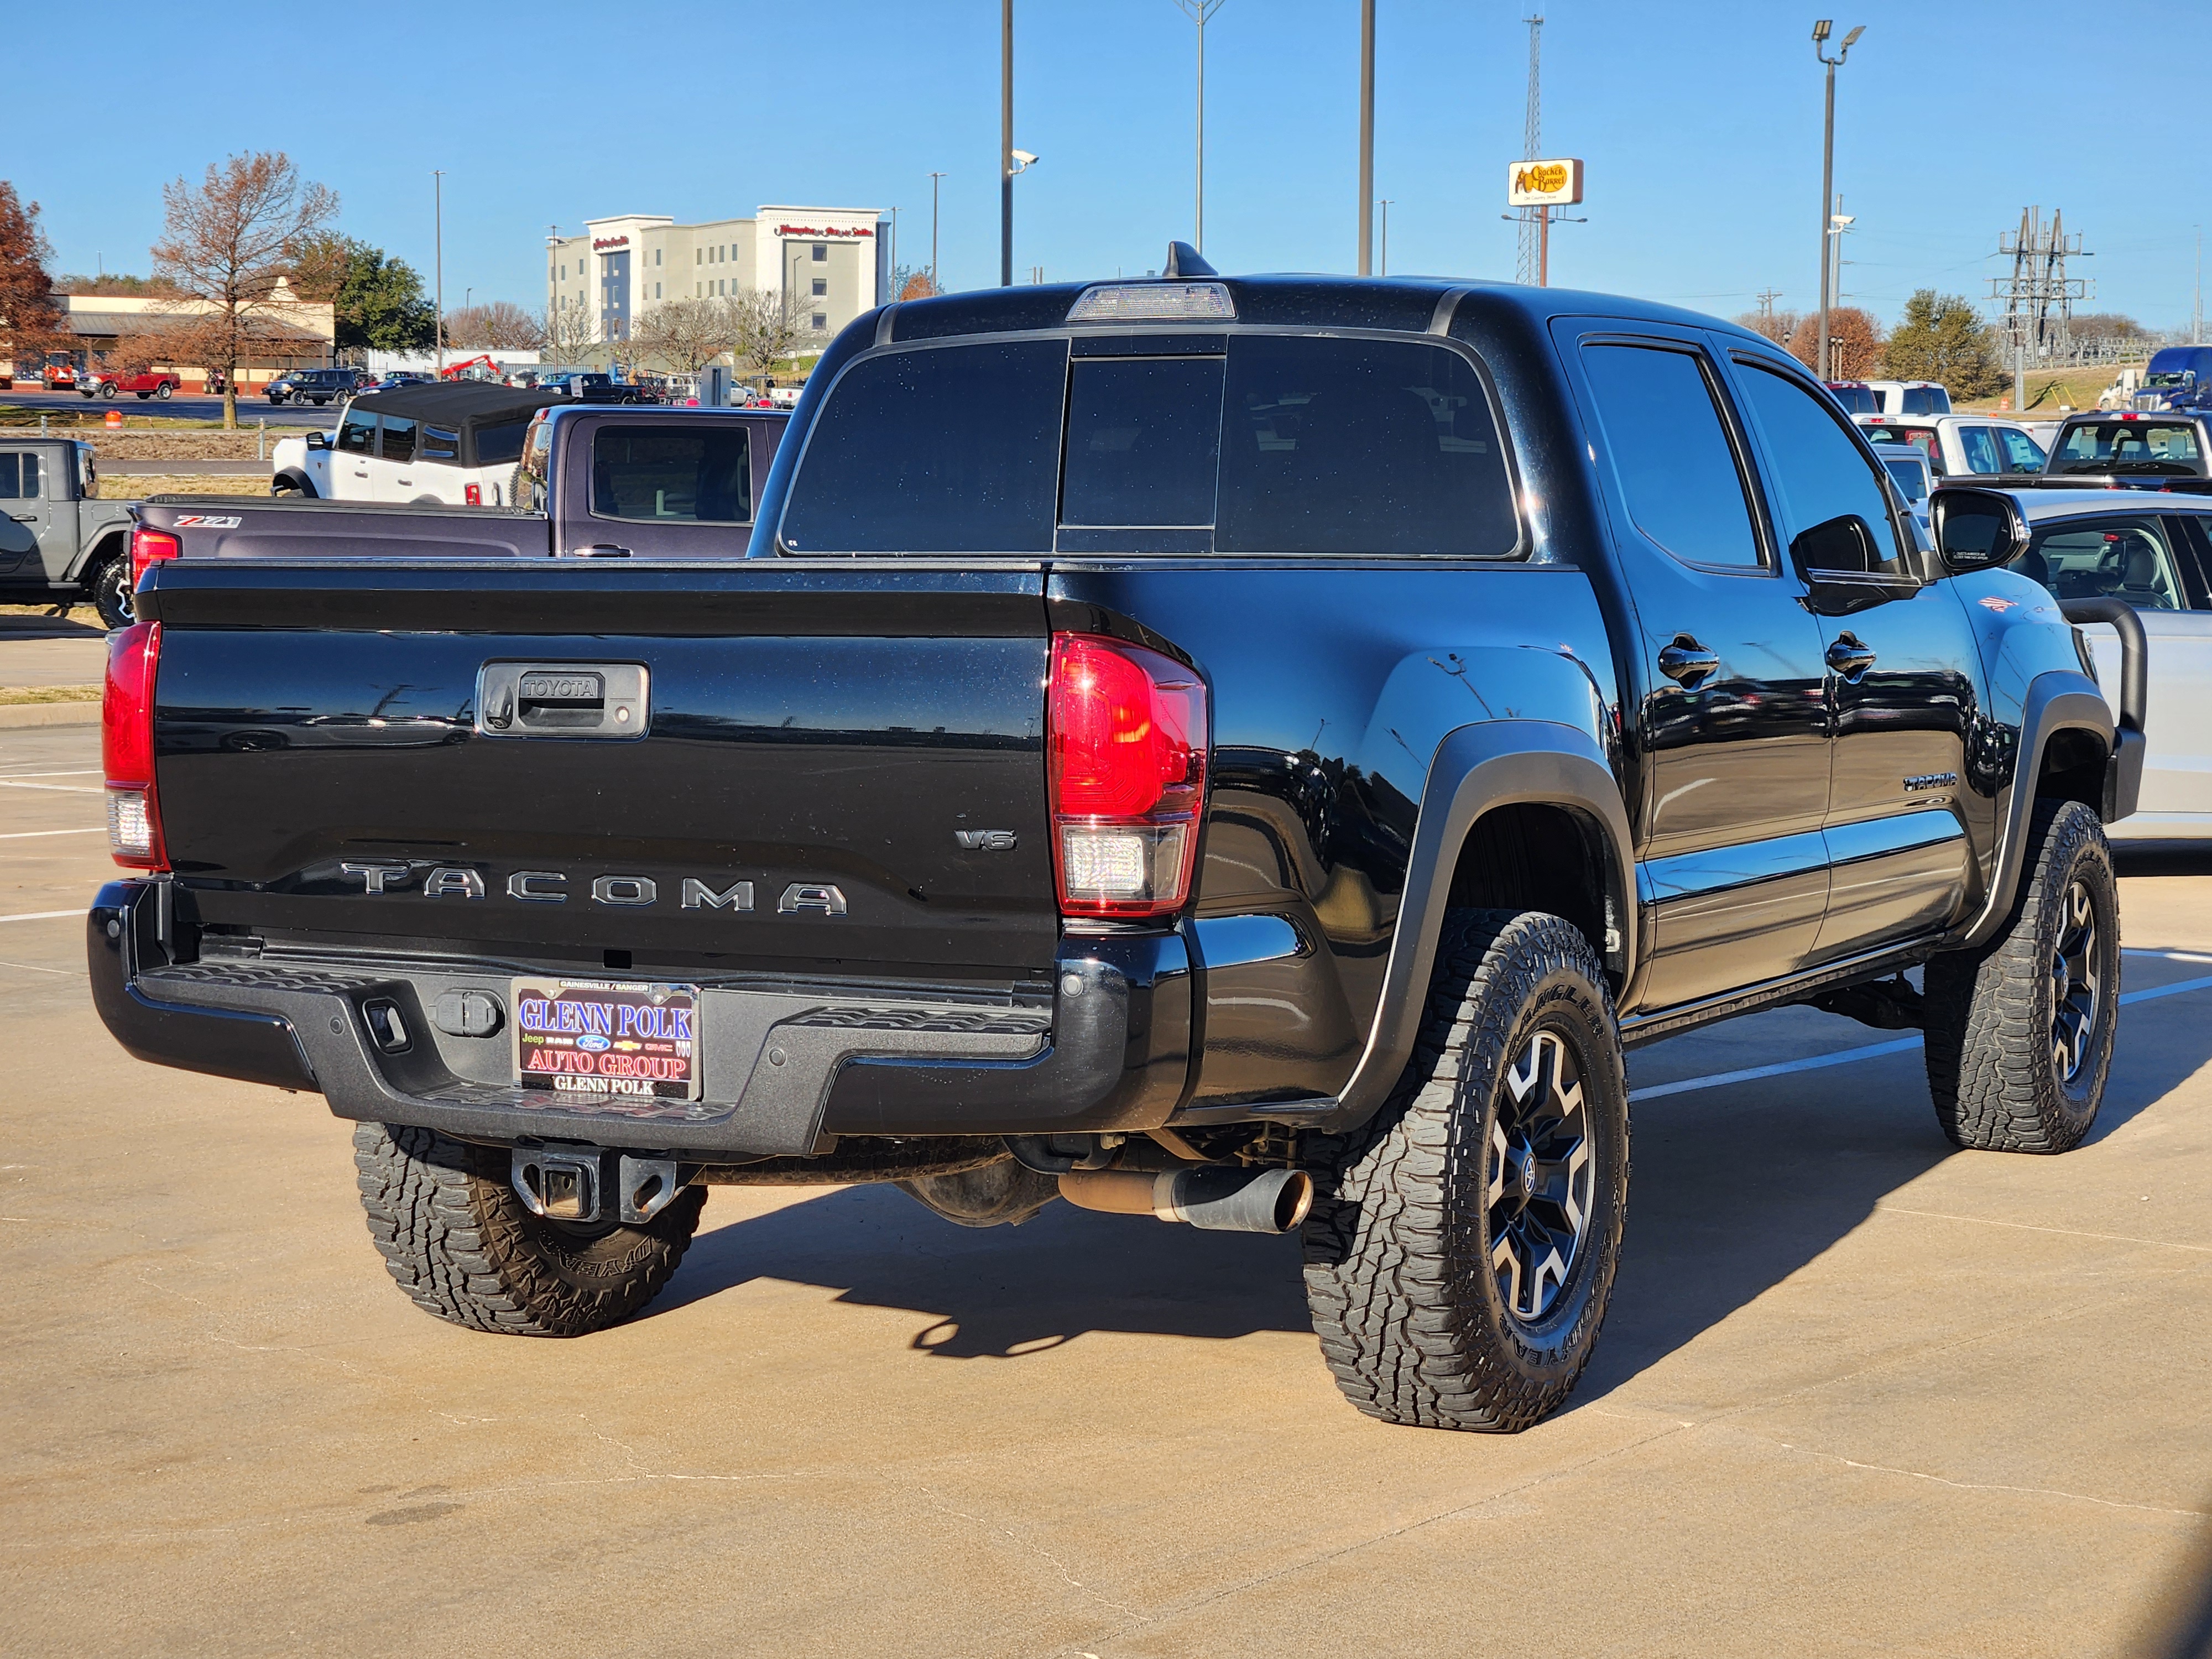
[629,297,734,374]
[729,286,818,380]
[151,152,337,427]
[540,297,597,368]
[446,300,545,352]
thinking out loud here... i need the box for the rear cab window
[780,332,1518,557]
[1898,385,1950,415]
[2052,420,2205,476]
[592,424,753,524]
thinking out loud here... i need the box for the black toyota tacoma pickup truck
[89,252,2148,1432]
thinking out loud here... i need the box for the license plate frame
[510,978,701,1104]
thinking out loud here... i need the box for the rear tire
[90,554,133,631]
[353,1123,705,1335]
[1924,799,2119,1152]
[154,383,172,400]
[1302,909,1629,1431]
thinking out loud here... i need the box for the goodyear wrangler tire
[1302,909,1629,1431]
[1924,799,2119,1154]
[353,1123,705,1335]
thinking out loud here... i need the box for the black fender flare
[1279,718,1635,1134]
[1957,670,2116,950]
[65,526,128,587]
[270,470,318,497]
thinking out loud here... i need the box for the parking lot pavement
[0,620,109,690]
[4,719,2210,1657]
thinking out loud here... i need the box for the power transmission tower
[1514,12,1544,286]
[1991,206,2091,360]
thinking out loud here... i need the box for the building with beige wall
[546,205,886,350]
[59,281,336,390]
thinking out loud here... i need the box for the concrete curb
[0,701,101,729]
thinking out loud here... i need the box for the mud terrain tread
[1302,909,1627,1432]
[1924,799,2116,1154]
[353,1123,703,1335]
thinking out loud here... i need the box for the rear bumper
[88,879,1193,1156]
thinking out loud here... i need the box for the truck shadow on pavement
[658,992,2212,1387]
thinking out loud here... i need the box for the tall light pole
[1172,1,1227,254]
[1378,200,1393,276]
[1000,0,1014,287]
[1357,0,1375,274]
[1812,20,1863,382]
[928,172,948,294]
[432,170,446,371]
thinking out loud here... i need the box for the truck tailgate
[144,562,1058,979]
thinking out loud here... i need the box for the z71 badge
[170,514,242,529]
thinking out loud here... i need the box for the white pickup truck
[269,384,563,505]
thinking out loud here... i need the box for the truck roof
[871,273,1773,352]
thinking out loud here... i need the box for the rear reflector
[130,527,179,590]
[465,483,483,505]
[1048,633,1207,917]
[103,620,165,870]
[1066,282,1235,324]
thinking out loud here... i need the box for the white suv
[269,386,559,504]
[1856,413,2047,479]
[1828,379,1953,417]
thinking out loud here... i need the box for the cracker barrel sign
[1507,158,1585,207]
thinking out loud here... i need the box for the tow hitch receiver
[511,1147,690,1225]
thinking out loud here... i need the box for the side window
[476,420,531,468]
[338,411,377,456]
[1957,426,2004,474]
[782,340,1067,554]
[1578,342,1762,570]
[591,424,753,524]
[379,416,416,464]
[1996,427,2046,473]
[422,426,460,464]
[0,453,36,499]
[1215,335,1516,556]
[1731,359,1911,577]
[2026,518,2186,610]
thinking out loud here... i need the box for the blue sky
[13,0,2208,331]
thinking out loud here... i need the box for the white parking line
[0,911,84,924]
[1632,972,2212,1102]
[0,827,103,840]
[0,770,101,780]
[0,782,99,794]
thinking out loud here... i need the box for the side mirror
[1929,486,2029,575]
[1790,513,1883,577]
[306,430,328,451]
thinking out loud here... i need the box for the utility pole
[1516,13,1544,286]
[433,170,446,371]
[929,173,947,294]
[1357,0,1375,274]
[1378,200,1393,276]
[2196,226,2204,343]
[1000,0,1014,288]
[1812,22,1863,382]
[1172,2,1226,254]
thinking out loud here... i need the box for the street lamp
[1378,200,1394,276]
[1171,0,1227,254]
[1812,20,1864,382]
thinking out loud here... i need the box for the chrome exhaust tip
[1057,1165,1314,1234]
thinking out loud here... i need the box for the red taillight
[465,483,483,505]
[1047,633,1207,917]
[130,527,179,589]
[103,620,165,870]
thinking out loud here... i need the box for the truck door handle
[1657,636,1721,688]
[568,544,632,559]
[8,514,34,523]
[1825,633,1878,682]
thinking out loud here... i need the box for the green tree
[291,232,436,352]
[1884,289,2006,398]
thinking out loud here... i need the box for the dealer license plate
[511,979,701,1103]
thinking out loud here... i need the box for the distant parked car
[1828,379,1953,417]
[1858,413,2046,479]
[80,369,180,401]
[267,368,370,406]
[355,373,434,395]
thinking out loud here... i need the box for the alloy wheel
[2051,879,2101,1086]
[1485,1026,1596,1324]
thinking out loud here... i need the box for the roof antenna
[1164,240,1217,279]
